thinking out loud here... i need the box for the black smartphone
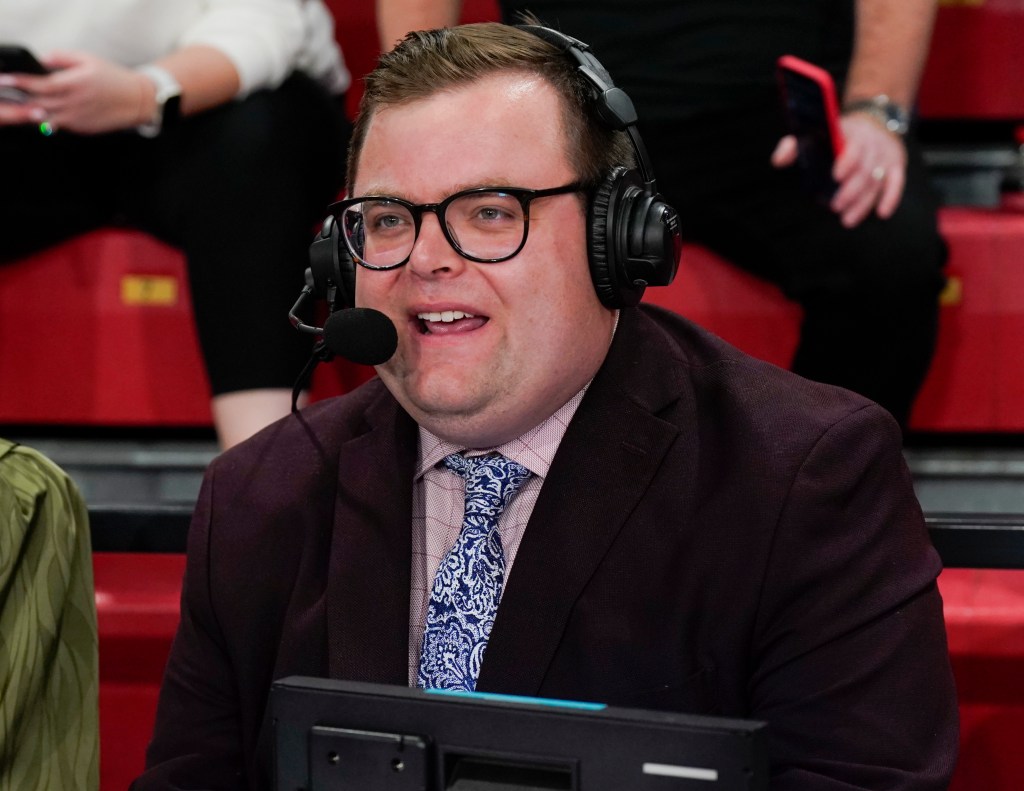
[0,44,48,75]
[0,44,48,104]
[776,54,845,202]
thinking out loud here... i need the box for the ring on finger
[871,165,886,182]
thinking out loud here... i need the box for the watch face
[845,96,909,136]
[161,93,182,131]
[136,65,182,137]
[883,104,909,135]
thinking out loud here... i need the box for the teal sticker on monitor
[425,688,607,711]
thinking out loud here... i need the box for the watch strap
[842,94,910,137]
[136,64,182,138]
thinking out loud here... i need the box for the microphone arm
[289,285,336,413]
[288,285,324,336]
[288,286,399,413]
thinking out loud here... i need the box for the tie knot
[443,453,532,518]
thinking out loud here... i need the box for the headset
[302,23,681,317]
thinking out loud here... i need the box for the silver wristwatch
[136,64,182,138]
[843,95,910,137]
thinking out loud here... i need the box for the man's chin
[406,393,487,426]
[401,393,507,446]
[383,370,469,412]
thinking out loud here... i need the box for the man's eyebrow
[354,185,404,198]
[457,180,519,191]
[355,180,522,200]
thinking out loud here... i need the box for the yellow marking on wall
[121,275,179,306]
[939,275,963,307]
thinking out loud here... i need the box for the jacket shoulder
[636,303,887,434]
[212,378,391,477]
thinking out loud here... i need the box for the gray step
[9,435,1024,517]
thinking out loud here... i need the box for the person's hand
[771,113,907,228]
[0,79,44,127]
[0,50,152,135]
[829,113,907,227]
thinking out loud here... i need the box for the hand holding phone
[0,44,49,104]
[776,55,845,202]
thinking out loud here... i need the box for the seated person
[135,22,957,790]
[0,439,98,790]
[0,0,352,448]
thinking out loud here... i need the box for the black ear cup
[590,168,643,308]
[290,217,395,404]
[307,215,357,310]
[589,167,682,308]
[626,187,682,288]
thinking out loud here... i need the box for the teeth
[417,310,475,323]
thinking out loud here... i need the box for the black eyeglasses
[327,182,584,270]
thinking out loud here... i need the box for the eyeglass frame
[326,182,586,271]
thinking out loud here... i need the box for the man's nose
[406,210,467,277]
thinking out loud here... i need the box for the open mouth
[415,310,488,335]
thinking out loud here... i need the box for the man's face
[353,72,616,448]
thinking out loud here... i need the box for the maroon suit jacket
[135,305,957,790]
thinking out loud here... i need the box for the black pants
[641,107,947,429]
[1,72,351,396]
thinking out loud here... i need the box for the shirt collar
[416,385,589,481]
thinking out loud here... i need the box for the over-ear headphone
[519,24,681,308]
[307,213,355,313]
[304,23,681,311]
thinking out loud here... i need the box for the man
[377,0,947,431]
[136,23,957,790]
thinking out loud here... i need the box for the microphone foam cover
[323,308,398,366]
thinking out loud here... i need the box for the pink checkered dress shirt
[407,389,587,685]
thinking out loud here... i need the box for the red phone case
[777,54,845,158]
[776,55,846,201]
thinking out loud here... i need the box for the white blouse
[1,0,350,96]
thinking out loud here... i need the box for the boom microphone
[288,284,399,412]
[323,307,398,366]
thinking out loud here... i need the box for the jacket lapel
[326,386,418,685]
[478,308,694,695]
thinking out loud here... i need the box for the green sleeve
[0,439,99,791]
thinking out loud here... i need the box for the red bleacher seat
[939,568,1024,791]
[914,208,1024,431]
[644,207,1024,433]
[0,231,211,426]
[94,552,185,789]
[917,1,1024,121]
[643,245,801,369]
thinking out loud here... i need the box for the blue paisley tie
[417,452,533,691]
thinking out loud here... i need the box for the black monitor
[272,677,768,790]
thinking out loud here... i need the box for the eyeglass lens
[342,191,527,267]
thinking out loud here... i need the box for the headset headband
[515,24,657,185]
